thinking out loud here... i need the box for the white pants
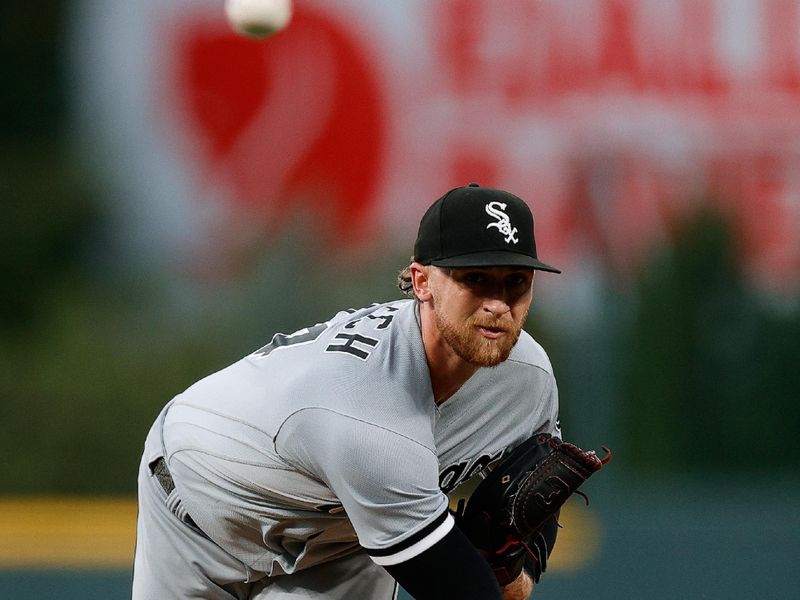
[132,408,400,600]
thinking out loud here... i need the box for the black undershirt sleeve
[382,524,503,600]
[524,511,560,581]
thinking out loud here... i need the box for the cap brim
[430,251,561,273]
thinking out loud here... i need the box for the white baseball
[225,0,293,39]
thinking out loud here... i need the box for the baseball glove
[453,433,611,586]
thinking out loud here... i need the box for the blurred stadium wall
[1,1,798,598]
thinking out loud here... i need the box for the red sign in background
[170,7,385,237]
[98,0,799,292]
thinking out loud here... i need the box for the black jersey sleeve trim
[363,508,452,566]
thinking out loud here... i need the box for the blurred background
[1,0,799,598]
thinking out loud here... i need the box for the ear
[410,262,433,301]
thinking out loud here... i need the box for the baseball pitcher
[132,184,609,600]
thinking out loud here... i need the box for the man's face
[428,266,535,367]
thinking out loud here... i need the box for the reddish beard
[434,309,527,367]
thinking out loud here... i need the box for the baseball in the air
[225,0,293,39]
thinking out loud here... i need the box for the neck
[419,309,479,405]
[429,359,479,405]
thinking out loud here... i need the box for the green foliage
[618,207,800,471]
[0,281,229,493]
[0,230,409,494]
[1,1,99,332]
[0,1,67,140]
[0,143,100,332]
[3,0,798,495]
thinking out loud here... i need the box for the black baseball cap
[414,183,561,273]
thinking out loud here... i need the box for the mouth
[476,325,507,339]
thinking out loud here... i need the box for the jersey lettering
[439,448,506,494]
[252,323,328,358]
[344,306,398,330]
[327,306,399,359]
[463,450,505,481]
[439,462,468,494]
[252,306,400,360]
[326,333,379,360]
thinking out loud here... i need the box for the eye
[505,272,533,294]
[461,271,487,285]
[506,274,528,287]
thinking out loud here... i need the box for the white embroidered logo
[485,201,519,244]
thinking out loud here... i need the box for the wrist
[500,569,534,600]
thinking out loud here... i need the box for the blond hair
[396,260,416,298]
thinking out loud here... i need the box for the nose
[482,297,510,318]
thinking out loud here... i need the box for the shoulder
[325,299,415,327]
[245,299,416,365]
[506,330,554,376]
[309,299,420,370]
[254,299,433,434]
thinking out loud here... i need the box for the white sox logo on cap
[485,201,519,244]
[414,183,561,272]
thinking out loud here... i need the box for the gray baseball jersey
[157,298,560,578]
